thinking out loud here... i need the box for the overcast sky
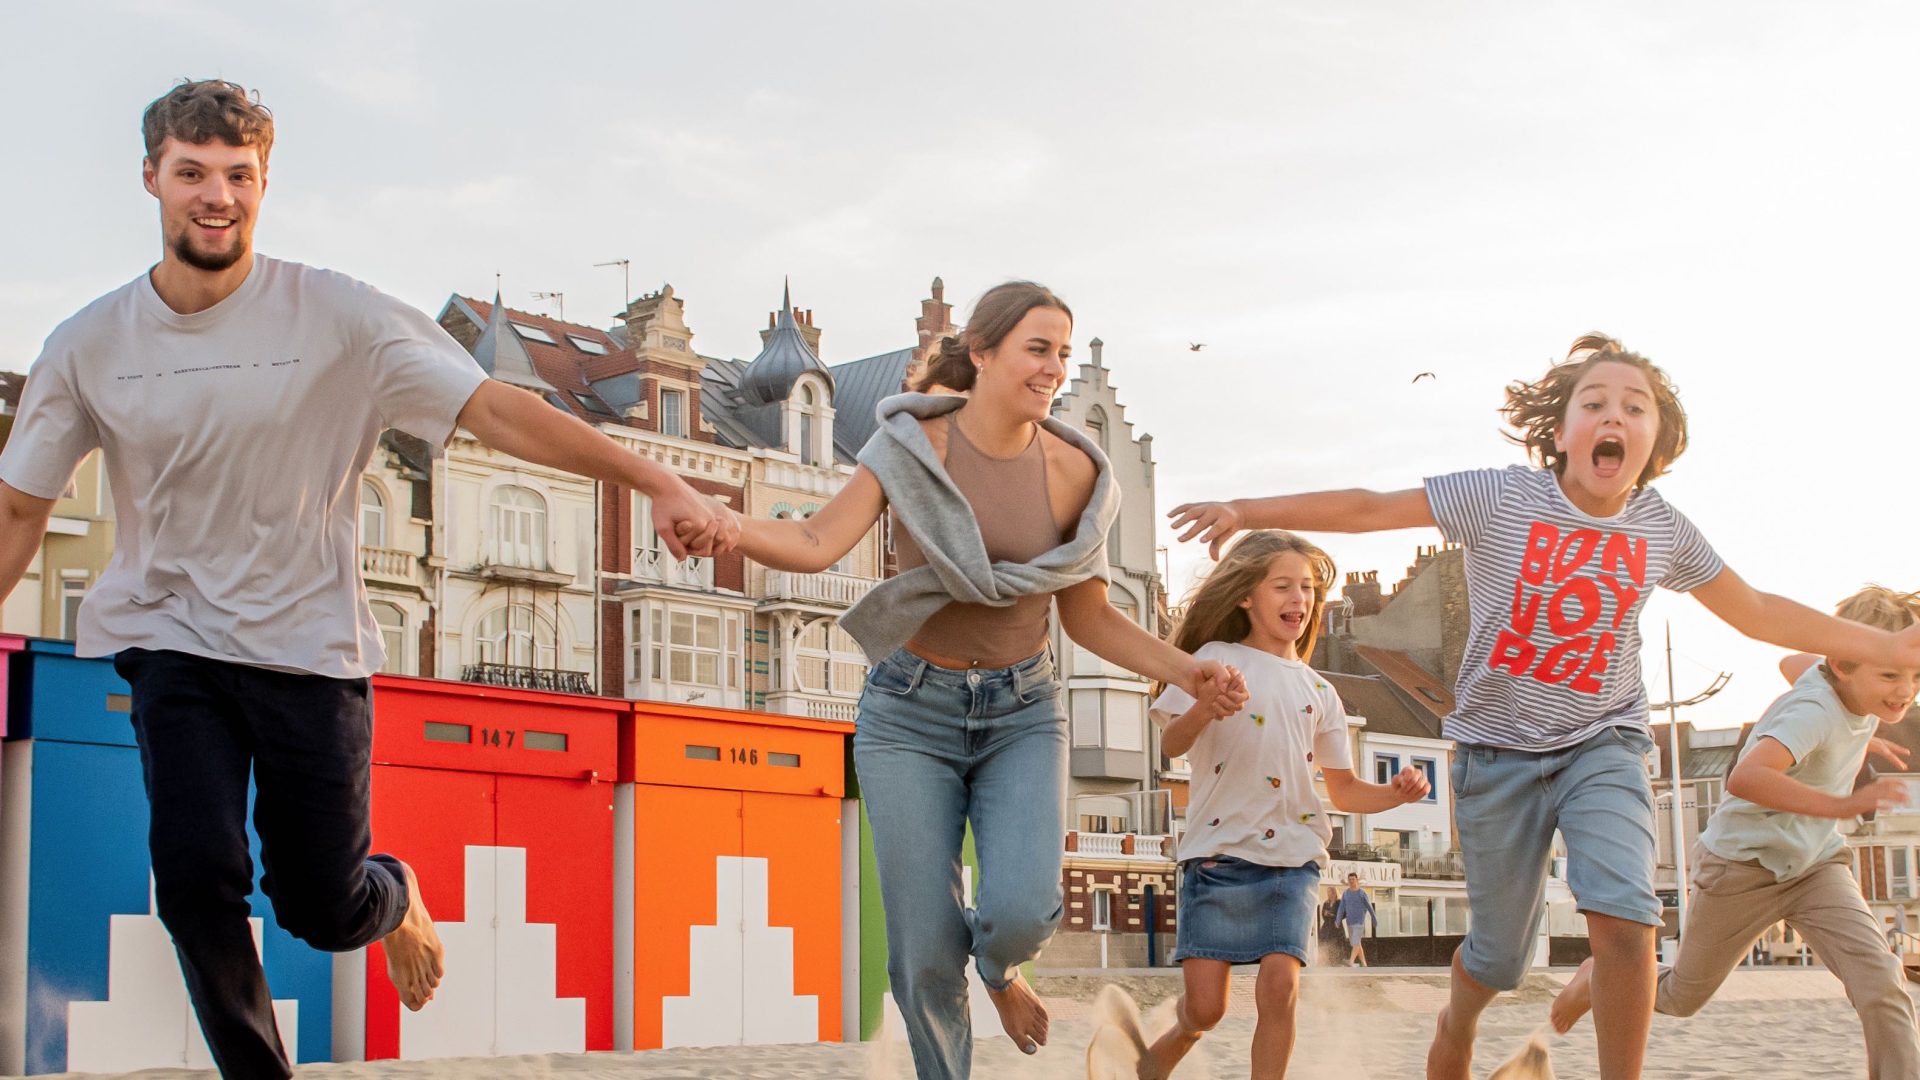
[5,2,1915,729]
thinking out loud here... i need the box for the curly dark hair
[141,79,275,167]
[1502,333,1688,489]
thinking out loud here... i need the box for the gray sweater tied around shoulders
[840,392,1121,664]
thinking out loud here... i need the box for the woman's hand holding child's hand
[1389,766,1432,805]
[1187,661,1249,720]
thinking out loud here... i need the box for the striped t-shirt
[1423,465,1724,750]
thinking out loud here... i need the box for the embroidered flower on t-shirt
[1298,812,1316,823]
[1306,751,1315,763]
[1210,818,1221,827]
[1252,714,1265,726]
[1263,828,1276,839]
[1267,776,1281,788]
[1214,763,1223,774]
[1302,704,1314,715]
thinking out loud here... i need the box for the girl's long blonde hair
[1169,531,1337,664]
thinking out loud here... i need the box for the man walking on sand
[0,79,736,1079]
[1337,872,1377,967]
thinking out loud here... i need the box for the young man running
[0,79,735,1078]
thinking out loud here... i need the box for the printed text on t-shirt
[1488,521,1647,695]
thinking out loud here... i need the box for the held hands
[1185,660,1249,720]
[1167,501,1245,560]
[1870,737,1913,772]
[1389,765,1431,805]
[1848,777,1913,817]
[666,501,742,559]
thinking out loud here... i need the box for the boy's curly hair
[1502,334,1688,490]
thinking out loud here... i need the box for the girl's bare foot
[1549,957,1595,1034]
[383,860,444,1011]
[988,972,1050,1054]
[1426,1006,1476,1080]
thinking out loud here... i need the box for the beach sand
[13,968,1884,1079]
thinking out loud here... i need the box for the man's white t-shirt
[1152,641,1354,867]
[0,255,487,677]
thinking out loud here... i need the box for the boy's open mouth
[1592,436,1626,478]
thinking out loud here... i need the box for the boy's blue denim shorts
[1174,856,1320,965]
[1454,724,1661,991]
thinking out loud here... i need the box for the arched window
[489,485,547,569]
[476,604,555,669]
[361,479,387,547]
[797,383,817,465]
[371,601,406,674]
[796,618,831,692]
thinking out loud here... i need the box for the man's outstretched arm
[454,381,737,559]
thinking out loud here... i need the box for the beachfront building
[0,372,118,640]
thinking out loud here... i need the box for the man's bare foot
[988,972,1049,1054]
[1549,957,1595,1034]
[383,860,444,1011]
[1426,1006,1476,1080]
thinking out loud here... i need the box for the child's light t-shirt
[1423,465,1724,751]
[1700,665,1877,882]
[1151,641,1353,867]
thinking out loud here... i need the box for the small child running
[1553,586,1920,1079]
[1169,334,1920,1080]
[1144,530,1430,1079]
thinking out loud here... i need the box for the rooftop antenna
[595,259,632,309]
[531,291,565,322]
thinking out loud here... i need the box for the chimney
[1090,337,1104,366]
[914,274,957,372]
[1344,570,1384,617]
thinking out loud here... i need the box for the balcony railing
[761,570,875,609]
[1066,831,1174,860]
[461,663,594,695]
[632,548,714,591]
[360,545,420,588]
[805,698,857,722]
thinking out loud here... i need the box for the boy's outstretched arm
[1169,488,1436,559]
[1692,568,1920,669]
[1727,737,1907,818]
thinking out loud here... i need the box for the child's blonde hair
[1829,585,1920,674]
[1503,333,1688,490]
[1169,531,1336,663]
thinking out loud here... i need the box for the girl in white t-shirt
[1144,531,1431,1079]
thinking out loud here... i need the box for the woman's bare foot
[383,860,444,1011]
[988,972,1049,1054]
[1549,957,1595,1034]
[1426,1006,1476,1080]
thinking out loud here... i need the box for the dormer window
[660,387,686,437]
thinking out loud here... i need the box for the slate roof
[443,296,628,420]
[1322,671,1443,740]
[1353,644,1455,724]
[828,347,914,460]
[738,282,831,407]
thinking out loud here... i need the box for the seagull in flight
[1412,371,1437,383]
[1189,343,1206,352]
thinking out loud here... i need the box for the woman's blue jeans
[853,646,1069,1080]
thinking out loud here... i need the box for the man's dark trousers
[113,648,410,1080]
